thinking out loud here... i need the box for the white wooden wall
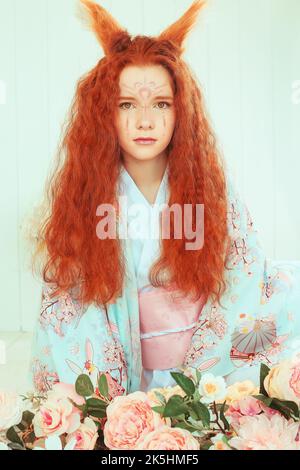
[0,0,299,332]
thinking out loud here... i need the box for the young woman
[29,0,300,397]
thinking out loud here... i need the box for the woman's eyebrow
[118,95,174,100]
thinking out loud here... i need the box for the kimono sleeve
[28,283,61,393]
[225,171,266,276]
[223,173,300,385]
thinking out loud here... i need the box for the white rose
[0,391,24,432]
[217,380,259,405]
[264,359,300,405]
[199,374,227,404]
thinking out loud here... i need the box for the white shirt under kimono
[118,164,184,391]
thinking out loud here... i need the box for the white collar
[119,163,169,207]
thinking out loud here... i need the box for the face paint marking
[163,111,167,134]
[121,77,171,109]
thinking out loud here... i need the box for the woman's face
[114,64,176,163]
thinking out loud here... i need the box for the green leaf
[189,408,199,421]
[22,411,35,426]
[196,369,202,386]
[259,363,271,396]
[254,395,299,420]
[98,374,109,399]
[163,395,190,418]
[267,399,291,420]
[187,416,205,430]
[201,442,213,450]
[196,369,202,384]
[270,398,299,420]
[278,400,300,418]
[219,401,230,431]
[170,372,195,396]
[6,426,24,447]
[175,413,187,421]
[190,401,210,428]
[16,422,27,432]
[151,405,165,415]
[75,374,94,397]
[87,408,107,419]
[174,422,198,433]
[7,442,26,451]
[253,394,273,407]
[86,397,108,410]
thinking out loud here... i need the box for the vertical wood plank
[15,0,50,331]
[272,0,300,259]
[0,0,21,330]
[239,0,275,258]
[204,0,242,187]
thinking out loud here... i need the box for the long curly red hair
[31,0,231,308]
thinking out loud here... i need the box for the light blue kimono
[29,167,300,396]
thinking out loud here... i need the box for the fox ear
[158,0,207,54]
[76,0,131,56]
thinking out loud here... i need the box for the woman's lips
[134,138,157,145]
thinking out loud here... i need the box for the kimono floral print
[29,0,300,395]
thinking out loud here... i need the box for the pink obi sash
[139,287,206,370]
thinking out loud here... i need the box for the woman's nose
[137,119,154,129]
[136,106,154,129]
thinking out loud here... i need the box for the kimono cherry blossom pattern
[260,260,295,305]
[183,303,228,369]
[226,203,262,276]
[39,283,84,337]
[31,359,59,393]
[97,330,128,399]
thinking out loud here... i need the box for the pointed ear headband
[76,0,206,57]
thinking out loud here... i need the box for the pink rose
[229,414,300,450]
[136,425,200,450]
[290,366,300,398]
[33,383,84,438]
[226,396,262,427]
[51,383,85,407]
[103,391,170,450]
[66,417,98,450]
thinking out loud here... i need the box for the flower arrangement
[1,357,300,451]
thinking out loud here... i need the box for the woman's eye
[156,102,170,109]
[119,102,133,110]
